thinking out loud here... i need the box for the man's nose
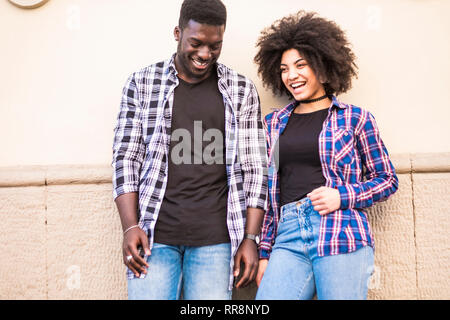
[197,46,211,60]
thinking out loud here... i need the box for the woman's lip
[291,83,306,93]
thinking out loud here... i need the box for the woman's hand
[307,186,341,215]
[256,259,269,287]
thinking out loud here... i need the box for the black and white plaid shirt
[112,54,268,289]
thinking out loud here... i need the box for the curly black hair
[178,0,227,30]
[254,11,358,97]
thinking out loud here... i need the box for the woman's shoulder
[264,101,296,124]
[335,98,374,122]
[337,102,380,136]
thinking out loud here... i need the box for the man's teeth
[193,59,208,66]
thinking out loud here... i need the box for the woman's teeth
[291,82,305,89]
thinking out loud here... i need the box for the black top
[154,70,230,246]
[279,108,329,207]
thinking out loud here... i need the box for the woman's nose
[287,68,299,81]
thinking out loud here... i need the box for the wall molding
[0,153,449,188]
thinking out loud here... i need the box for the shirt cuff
[337,184,359,210]
[258,243,272,259]
[113,183,139,200]
[247,196,268,211]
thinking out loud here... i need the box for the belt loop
[296,201,301,215]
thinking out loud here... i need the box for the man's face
[174,20,225,83]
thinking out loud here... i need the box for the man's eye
[191,43,200,48]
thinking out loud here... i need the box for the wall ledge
[0,152,449,187]
[411,152,450,173]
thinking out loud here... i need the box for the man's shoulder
[217,63,256,88]
[128,56,174,82]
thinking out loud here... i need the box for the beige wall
[1,0,449,300]
[1,0,450,166]
[1,153,449,300]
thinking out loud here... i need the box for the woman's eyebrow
[280,58,305,66]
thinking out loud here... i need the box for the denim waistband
[280,197,312,217]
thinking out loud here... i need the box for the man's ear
[174,26,181,41]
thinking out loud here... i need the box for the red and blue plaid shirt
[259,96,398,259]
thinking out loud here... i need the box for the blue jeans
[256,198,374,300]
[127,242,232,300]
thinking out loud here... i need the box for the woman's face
[280,49,326,101]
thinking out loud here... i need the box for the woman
[254,11,398,300]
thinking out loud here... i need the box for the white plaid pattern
[112,54,268,289]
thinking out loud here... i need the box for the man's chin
[189,64,215,79]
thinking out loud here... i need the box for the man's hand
[115,192,151,277]
[122,227,151,278]
[233,239,259,288]
[308,186,341,216]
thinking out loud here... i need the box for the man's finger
[124,250,141,277]
[233,254,241,278]
[127,253,144,274]
[246,262,258,287]
[236,262,251,288]
[129,245,149,269]
[140,232,151,257]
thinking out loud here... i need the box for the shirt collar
[167,53,178,77]
[331,95,347,110]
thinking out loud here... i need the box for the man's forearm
[115,192,140,232]
[245,207,264,235]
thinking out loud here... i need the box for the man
[112,0,267,300]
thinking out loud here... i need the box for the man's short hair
[178,0,227,30]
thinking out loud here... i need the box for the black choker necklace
[299,94,329,104]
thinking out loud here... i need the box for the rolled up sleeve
[112,73,145,200]
[238,82,268,211]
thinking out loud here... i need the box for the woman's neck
[294,97,332,114]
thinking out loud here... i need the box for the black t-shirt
[154,70,230,246]
[279,108,328,207]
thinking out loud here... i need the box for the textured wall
[0,153,449,300]
[0,186,47,299]
[413,173,450,299]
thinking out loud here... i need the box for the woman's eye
[280,68,287,73]
[297,64,306,68]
